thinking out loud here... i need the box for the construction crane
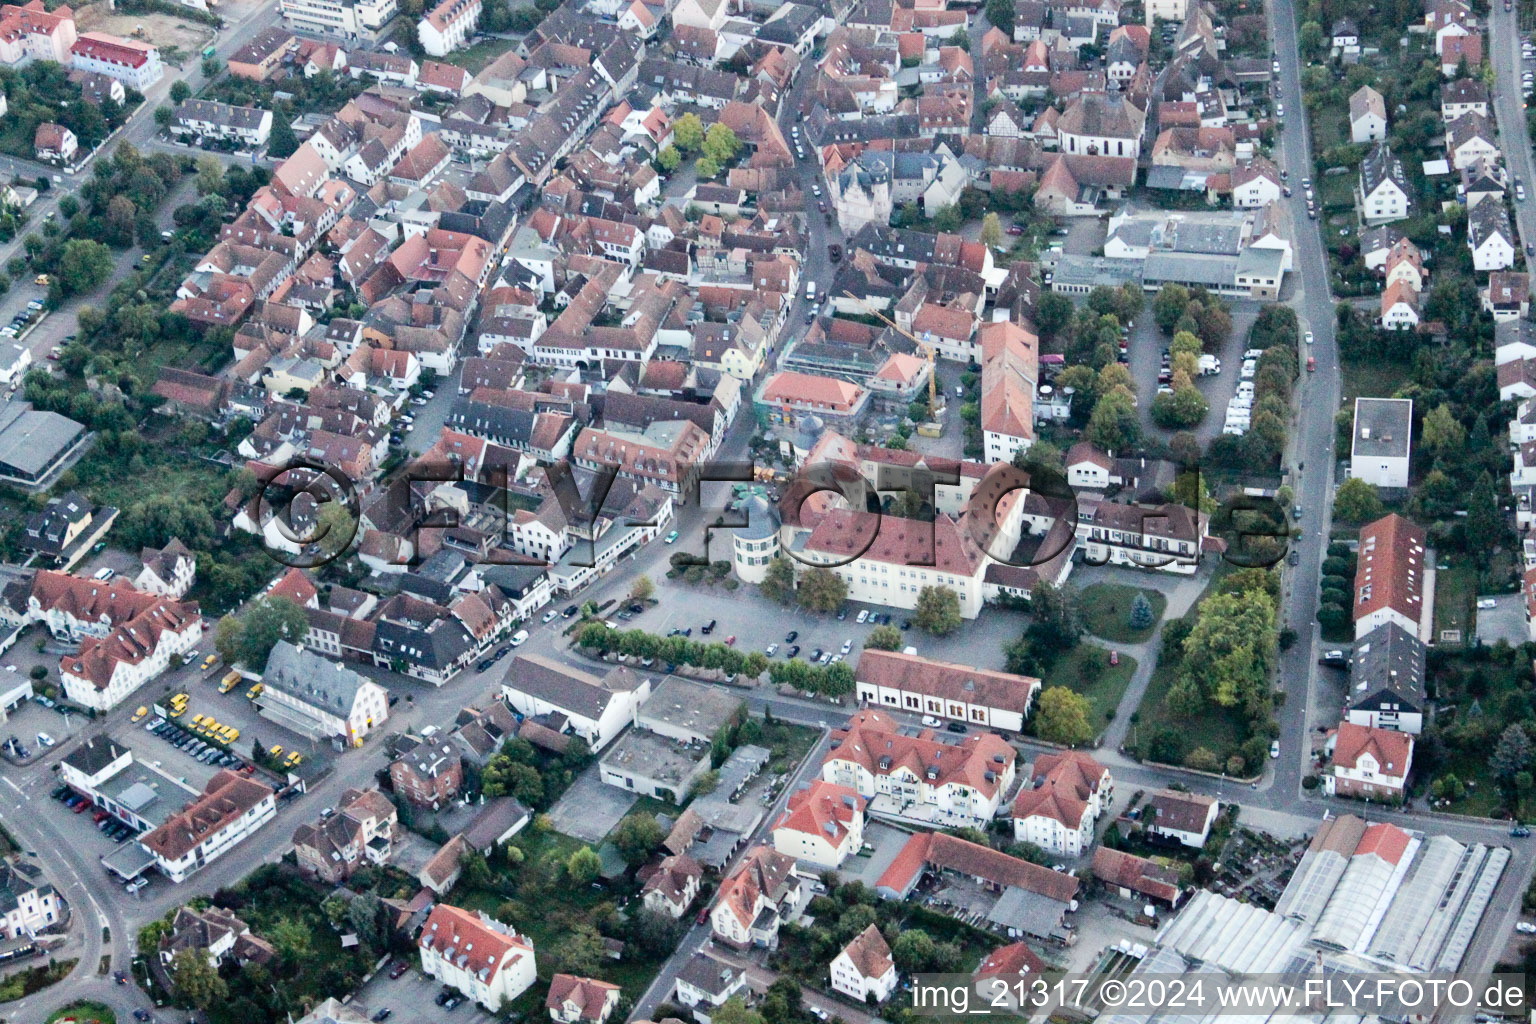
[841,289,942,415]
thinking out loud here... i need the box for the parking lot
[1124,302,1260,444]
[624,571,1032,678]
[832,821,913,888]
[348,958,498,1024]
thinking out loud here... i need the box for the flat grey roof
[638,676,745,740]
[0,402,83,477]
[600,728,707,785]
[1352,397,1413,460]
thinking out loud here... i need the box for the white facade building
[419,904,537,1011]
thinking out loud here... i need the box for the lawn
[437,35,518,74]
[1078,583,1166,644]
[448,824,673,1015]
[1055,644,1137,730]
[1433,562,1477,645]
[47,1001,114,1024]
[1340,358,1414,405]
[1130,650,1249,768]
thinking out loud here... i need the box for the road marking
[2,776,26,800]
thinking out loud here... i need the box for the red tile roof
[420,903,533,978]
[1332,722,1413,780]
[827,709,1015,800]
[773,780,864,847]
[876,831,1079,903]
[1352,514,1427,628]
[140,770,274,862]
[839,925,893,980]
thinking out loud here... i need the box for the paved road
[1268,0,1341,806]
[1491,0,1536,291]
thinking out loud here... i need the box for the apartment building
[821,710,1016,827]
[138,771,277,883]
[279,0,399,40]
[419,903,537,1011]
[418,0,479,55]
[257,640,389,746]
[854,650,1040,734]
[71,33,163,91]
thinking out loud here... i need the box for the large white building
[1359,143,1413,225]
[418,0,479,55]
[771,780,865,868]
[1011,751,1112,857]
[854,650,1040,733]
[1326,722,1413,802]
[1056,91,1145,159]
[980,321,1038,463]
[0,857,60,939]
[821,710,1016,827]
[139,770,276,883]
[279,0,398,39]
[70,33,162,91]
[419,903,537,1011]
[1,571,203,712]
[501,655,650,753]
[258,641,389,746]
[830,925,897,1004]
[1353,514,1432,642]
[1350,398,1413,490]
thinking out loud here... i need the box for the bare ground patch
[73,3,215,66]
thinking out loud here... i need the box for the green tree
[1129,593,1154,630]
[912,585,963,635]
[1298,20,1325,59]
[1467,472,1501,566]
[1152,283,1190,333]
[1492,724,1534,789]
[796,567,847,613]
[213,614,243,666]
[673,113,705,152]
[1151,386,1208,428]
[315,500,356,560]
[267,115,299,158]
[169,947,227,1009]
[1421,404,1465,455]
[553,924,607,976]
[1332,478,1385,523]
[170,80,191,103]
[58,238,113,296]
[1180,590,1276,715]
[233,596,309,670]
[702,123,741,165]
[195,155,225,197]
[656,145,681,172]
[865,624,904,651]
[712,997,766,1024]
[610,813,665,866]
[979,212,1003,249]
[696,156,720,179]
[984,0,1014,35]
[1035,686,1094,745]
[630,574,655,603]
[268,916,313,963]
[566,846,602,885]
[1087,387,1140,452]
[154,104,174,127]
[760,556,796,603]
[892,929,939,973]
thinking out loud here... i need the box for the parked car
[785,630,798,642]
[389,961,409,979]
[786,645,800,658]
[921,715,941,727]
[509,629,529,647]
[945,722,967,734]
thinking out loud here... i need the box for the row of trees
[761,558,848,612]
[1206,305,1298,472]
